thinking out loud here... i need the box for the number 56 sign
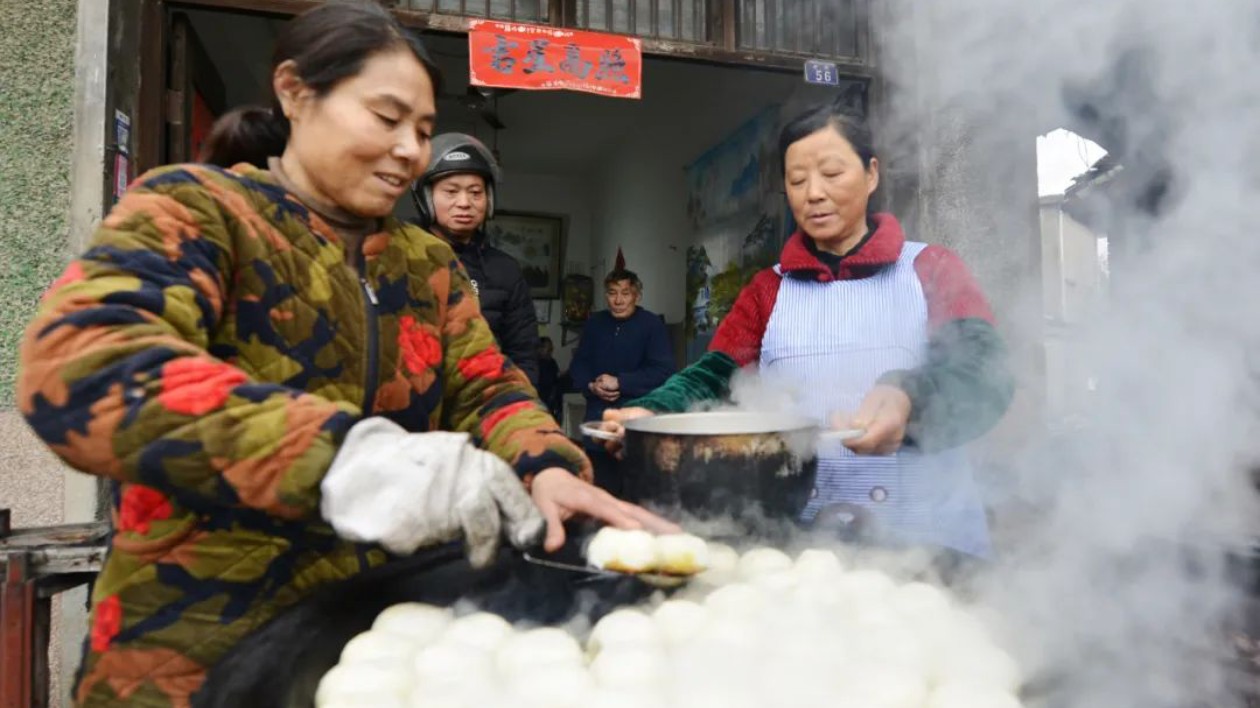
[804,59,840,86]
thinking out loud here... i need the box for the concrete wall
[0,0,77,411]
[1041,205,1104,325]
[0,0,78,525]
[1,0,114,703]
[0,0,78,703]
[0,0,108,527]
[1040,199,1107,424]
[1040,205,1067,323]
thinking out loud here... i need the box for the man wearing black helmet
[412,133,540,383]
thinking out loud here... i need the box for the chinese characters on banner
[468,20,642,100]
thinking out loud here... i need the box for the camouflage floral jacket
[17,164,590,707]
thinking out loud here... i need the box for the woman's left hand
[840,384,912,455]
[530,468,681,551]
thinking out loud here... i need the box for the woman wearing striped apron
[606,103,1014,557]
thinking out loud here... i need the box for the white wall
[1040,200,1105,325]
[589,141,691,324]
[1039,199,1106,424]
[586,62,807,328]
[497,171,593,370]
[1040,204,1066,323]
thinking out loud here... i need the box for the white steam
[872,1,1260,707]
[638,2,1260,704]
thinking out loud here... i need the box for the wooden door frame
[166,12,228,163]
[134,3,229,170]
[135,0,167,175]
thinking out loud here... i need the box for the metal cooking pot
[585,411,860,523]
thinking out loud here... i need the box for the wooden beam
[168,0,321,15]
[169,0,481,33]
[637,37,872,74]
[720,0,736,49]
[168,0,874,74]
[854,0,872,67]
[0,522,108,550]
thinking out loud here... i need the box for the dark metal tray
[192,540,658,708]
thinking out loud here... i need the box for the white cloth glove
[320,417,546,567]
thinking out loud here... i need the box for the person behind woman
[18,5,672,705]
[536,335,563,416]
[571,268,676,495]
[605,103,1013,557]
[410,134,543,384]
[197,105,287,169]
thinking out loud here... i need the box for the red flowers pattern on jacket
[91,595,123,653]
[398,315,443,375]
[458,349,506,381]
[117,485,174,535]
[157,358,248,416]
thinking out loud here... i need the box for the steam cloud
[871,1,1260,706]
[636,2,1260,703]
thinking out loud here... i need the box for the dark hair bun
[199,106,290,169]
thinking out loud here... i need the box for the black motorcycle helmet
[411,133,502,227]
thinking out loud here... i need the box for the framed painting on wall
[485,211,566,299]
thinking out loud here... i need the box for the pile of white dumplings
[316,544,1026,708]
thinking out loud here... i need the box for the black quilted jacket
[449,232,540,385]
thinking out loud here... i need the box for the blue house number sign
[804,59,840,86]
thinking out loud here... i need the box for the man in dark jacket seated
[411,133,539,383]
[569,269,676,495]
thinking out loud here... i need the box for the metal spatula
[521,550,691,589]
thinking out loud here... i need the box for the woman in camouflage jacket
[16,5,672,706]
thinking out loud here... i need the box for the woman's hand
[840,384,912,455]
[599,406,655,457]
[530,468,681,551]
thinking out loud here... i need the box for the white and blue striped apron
[758,241,991,557]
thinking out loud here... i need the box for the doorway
[157,5,865,374]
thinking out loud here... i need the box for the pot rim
[622,410,819,436]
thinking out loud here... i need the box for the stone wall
[0,0,77,412]
[0,0,79,525]
[0,1,84,703]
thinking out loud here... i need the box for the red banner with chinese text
[468,21,642,100]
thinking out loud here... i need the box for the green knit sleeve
[625,351,739,413]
